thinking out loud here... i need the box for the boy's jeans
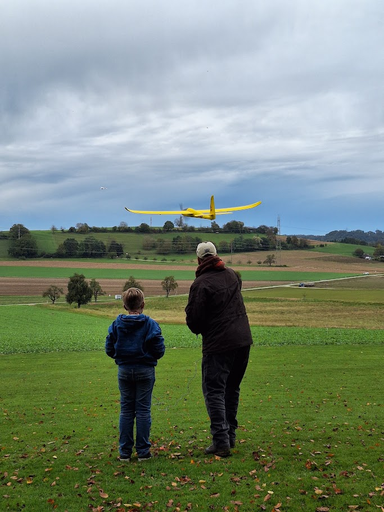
[118,365,155,458]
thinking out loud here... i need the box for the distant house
[115,294,122,300]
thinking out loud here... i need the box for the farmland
[1,243,383,511]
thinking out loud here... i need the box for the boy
[105,288,165,461]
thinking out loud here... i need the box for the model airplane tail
[210,195,215,219]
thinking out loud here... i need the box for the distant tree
[211,221,221,232]
[9,224,30,239]
[172,235,202,254]
[107,240,124,258]
[78,236,106,258]
[63,238,79,257]
[51,225,58,233]
[8,234,38,258]
[223,220,244,233]
[115,221,131,232]
[265,228,277,249]
[42,285,64,304]
[142,237,157,250]
[123,276,144,292]
[218,240,230,253]
[161,276,178,297]
[373,244,384,258]
[135,223,151,233]
[66,273,92,308]
[353,248,365,258]
[89,278,105,302]
[163,221,174,232]
[156,239,172,255]
[174,215,185,229]
[264,254,276,266]
[76,223,90,234]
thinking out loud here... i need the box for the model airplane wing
[197,201,262,215]
[125,207,186,215]
[125,196,261,220]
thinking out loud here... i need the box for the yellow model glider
[125,195,261,220]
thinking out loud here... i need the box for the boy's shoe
[119,456,131,461]
[204,444,231,458]
[138,453,152,461]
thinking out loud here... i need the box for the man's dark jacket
[185,256,253,354]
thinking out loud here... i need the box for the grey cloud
[1,0,384,233]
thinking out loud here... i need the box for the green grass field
[314,242,375,257]
[0,246,383,510]
[1,304,384,355]
[0,266,360,283]
[2,345,383,511]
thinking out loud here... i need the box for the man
[185,241,253,457]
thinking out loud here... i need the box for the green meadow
[0,265,359,282]
[1,244,383,511]
[1,293,384,511]
[2,341,383,511]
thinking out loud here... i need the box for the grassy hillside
[0,229,377,260]
[313,241,375,257]
[0,239,10,259]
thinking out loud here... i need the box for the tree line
[6,223,383,261]
[44,274,179,308]
[4,223,312,260]
[307,229,384,245]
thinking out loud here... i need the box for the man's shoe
[204,444,231,458]
[138,453,152,461]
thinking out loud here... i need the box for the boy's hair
[123,287,145,312]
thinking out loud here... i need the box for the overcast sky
[1,0,383,235]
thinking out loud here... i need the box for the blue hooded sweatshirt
[105,314,165,366]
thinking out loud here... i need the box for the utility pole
[276,215,282,266]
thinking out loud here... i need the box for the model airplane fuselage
[125,195,261,220]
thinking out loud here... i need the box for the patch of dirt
[0,277,193,297]
[0,260,195,271]
[1,251,382,297]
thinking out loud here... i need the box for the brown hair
[123,287,145,312]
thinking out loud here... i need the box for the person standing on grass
[185,241,253,458]
[105,288,165,461]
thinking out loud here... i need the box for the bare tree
[161,276,178,297]
[43,285,64,304]
[263,254,276,266]
[89,278,105,302]
[123,276,144,292]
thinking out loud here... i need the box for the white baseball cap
[196,241,217,259]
